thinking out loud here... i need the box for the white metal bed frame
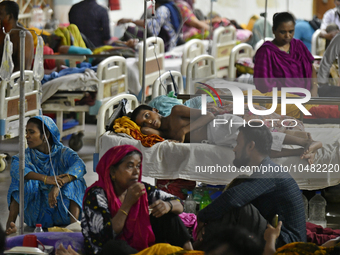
[41,56,128,151]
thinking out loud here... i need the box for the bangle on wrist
[119,209,128,216]
[44,175,47,185]
[67,174,72,182]
[167,201,173,213]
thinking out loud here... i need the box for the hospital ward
[2,0,340,254]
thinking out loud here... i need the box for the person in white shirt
[320,0,340,40]
[317,33,340,96]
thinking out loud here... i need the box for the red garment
[33,46,56,70]
[84,145,155,251]
[306,222,340,245]
[109,0,120,10]
[156,179,196,200]
[307,105,340,119]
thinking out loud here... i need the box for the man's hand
[117,18,132,25]
[326,30,339,40]
[149,200,171,218]
[264,221,282,242]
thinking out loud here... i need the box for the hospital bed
[211,26,236,78]
[185,54,217,94]
[94,93,340,190]
[41,56,128,151]
[311,29,326,57]
[0,70,41,140]
[228,43,253,80]
[152,70,184,99]
[0,71,41,171]
[124,37,165,99]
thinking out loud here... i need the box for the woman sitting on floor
[6,116,87,235]
[81,145,193,255]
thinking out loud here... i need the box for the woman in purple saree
[253,12,319,97]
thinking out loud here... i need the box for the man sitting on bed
[130,104,322,164]
[0,1,34,72]
[194,123,306,250]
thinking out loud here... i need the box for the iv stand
[3,26,28,235]
[18,30,26,235]
[263,0,268,39]
[208,0,213,55]
[141,0,152,104]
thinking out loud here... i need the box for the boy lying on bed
[130,104,322,164]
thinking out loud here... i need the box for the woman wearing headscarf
[81,145,193,255]
[118,0,182,51]
[6,116,87,235]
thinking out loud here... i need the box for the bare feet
[301,139,323,164]
[5,222,17,235]
[56,244,79,255]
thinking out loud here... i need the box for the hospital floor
[1,124,340,235]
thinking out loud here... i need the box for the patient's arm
[172,105,214,139]
[141,127,164,137]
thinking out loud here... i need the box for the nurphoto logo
[199,83,312,128]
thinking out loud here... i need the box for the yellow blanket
[113,116,164,147]
[133,243,204,255]
[54,24,86,48]
[275,242,340,255]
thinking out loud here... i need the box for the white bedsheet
[99,127,340,190]
[42,69,99,103]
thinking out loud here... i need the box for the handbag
[105,98,127,132]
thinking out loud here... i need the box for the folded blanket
[275,241,340,254]
[113,116,164,147]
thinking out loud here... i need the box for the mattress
[99,128,340,190]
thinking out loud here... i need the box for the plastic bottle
[199,190,212,210]
[308,191,327,228]
[43,4,53,23]
[184,191,197,214]
[30,5,45,29]
[43,4,53,29]
[301,191,308,221]
[33,223,44,233]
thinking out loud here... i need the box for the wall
[194,0,314,25]
[53,0,314,35]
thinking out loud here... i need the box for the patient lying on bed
[130,104,322,164]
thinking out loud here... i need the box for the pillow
[105,98,127,131]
